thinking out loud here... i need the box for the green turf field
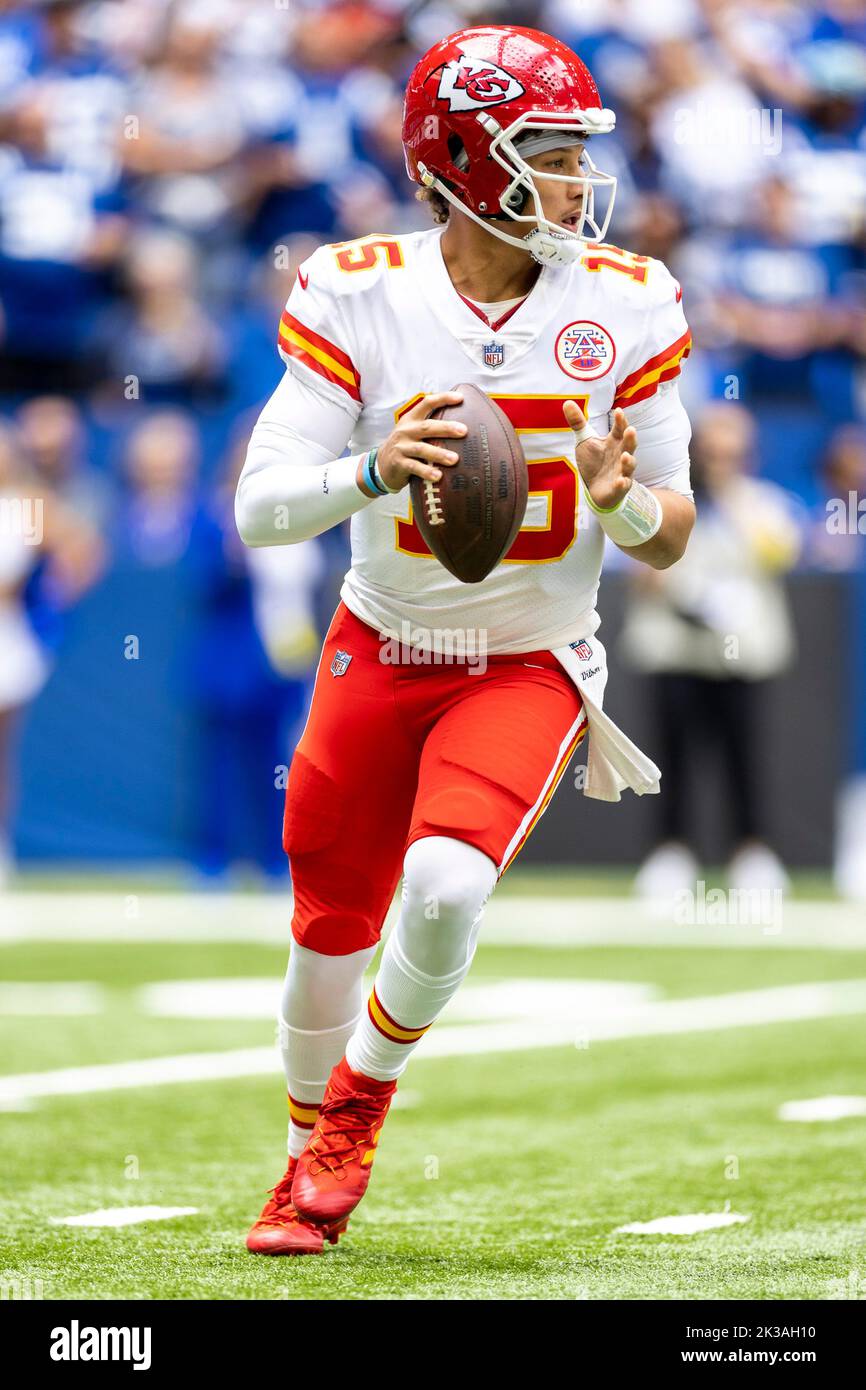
[1,874,865,1300]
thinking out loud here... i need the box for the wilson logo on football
[435,56,525,112]
[555,321,616,382]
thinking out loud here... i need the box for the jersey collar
[455,292,526,333]
[414,229,569,372]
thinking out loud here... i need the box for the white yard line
[0,893,294,944]
[52,1206,198,1228]
[778,1095,866,1122]
[2,891,865,948]
[0,983,105,1014]
[615,1212,750,1235]
[0,1048,277,1104]
[2,978,866,1106]
[139,976,654,1019]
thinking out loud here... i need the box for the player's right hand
[376,392,466,489]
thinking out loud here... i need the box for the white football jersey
[277,227,692,654]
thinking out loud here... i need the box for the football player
[238,25,694,1254]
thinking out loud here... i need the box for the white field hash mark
[52,1206,199,1228]
[2,977,866,1106]
[615,1211,750,1236]
[779,1095,866,1122]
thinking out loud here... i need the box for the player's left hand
[563,401,637,511]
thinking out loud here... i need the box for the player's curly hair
[416,186,450,224]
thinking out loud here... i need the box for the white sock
[345,837,497,1082]
[279,940,377,1156]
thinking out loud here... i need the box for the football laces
[421,478,445,526]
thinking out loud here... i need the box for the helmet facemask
[420,108,617,267]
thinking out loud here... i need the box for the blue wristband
[362,448,388,497]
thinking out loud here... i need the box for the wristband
[369,448,402,495]
[584,478,663,546]
[361,448,388,497]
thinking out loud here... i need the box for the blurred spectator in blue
[0,414,104,885]
[240,4,406,250]
[710,3,866,253]
[0,85,127,392]
[117,410,199,568]
[648,36,775,226]
[679,175,851,393]
[711,0,866,118]
[16,393,112,649]
[119,1,249,241]
[18,0,127,183]
[95,227,229,406]
[0,0,42,105]
[16,394,113,528]
[183,428,324,879]
[620,402,803,902]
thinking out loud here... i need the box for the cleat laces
[307,1092,385,1177]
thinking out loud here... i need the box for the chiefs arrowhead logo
[435,56,525,112]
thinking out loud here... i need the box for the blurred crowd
[0,0,865,886]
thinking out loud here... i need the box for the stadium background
[0,0,864,883]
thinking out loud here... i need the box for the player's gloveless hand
[563,401,638,511]
[376,392,466,489]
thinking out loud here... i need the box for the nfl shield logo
[330,649,352,677]
[483,341,505,369]
[571,639,593,661]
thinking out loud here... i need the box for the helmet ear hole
[447,132,468,172]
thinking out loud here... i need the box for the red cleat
[246,1157,348,1255]
[292,1058,397,1224]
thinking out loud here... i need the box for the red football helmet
[402,26,617,265]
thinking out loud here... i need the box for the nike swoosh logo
[297,268,309,290]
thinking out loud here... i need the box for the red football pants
[284,603,587,954]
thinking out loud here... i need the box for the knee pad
[286,751,406,955]
[403,836,496,922]
[282,752,343,856]
[398,836,497,975]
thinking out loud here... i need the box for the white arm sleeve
[235,369,376,547]
[627,379,693,499]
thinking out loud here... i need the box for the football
[410,384,528,584]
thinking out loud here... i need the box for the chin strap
[521,228,587,267]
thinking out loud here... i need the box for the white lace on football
[421,478,445,526]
